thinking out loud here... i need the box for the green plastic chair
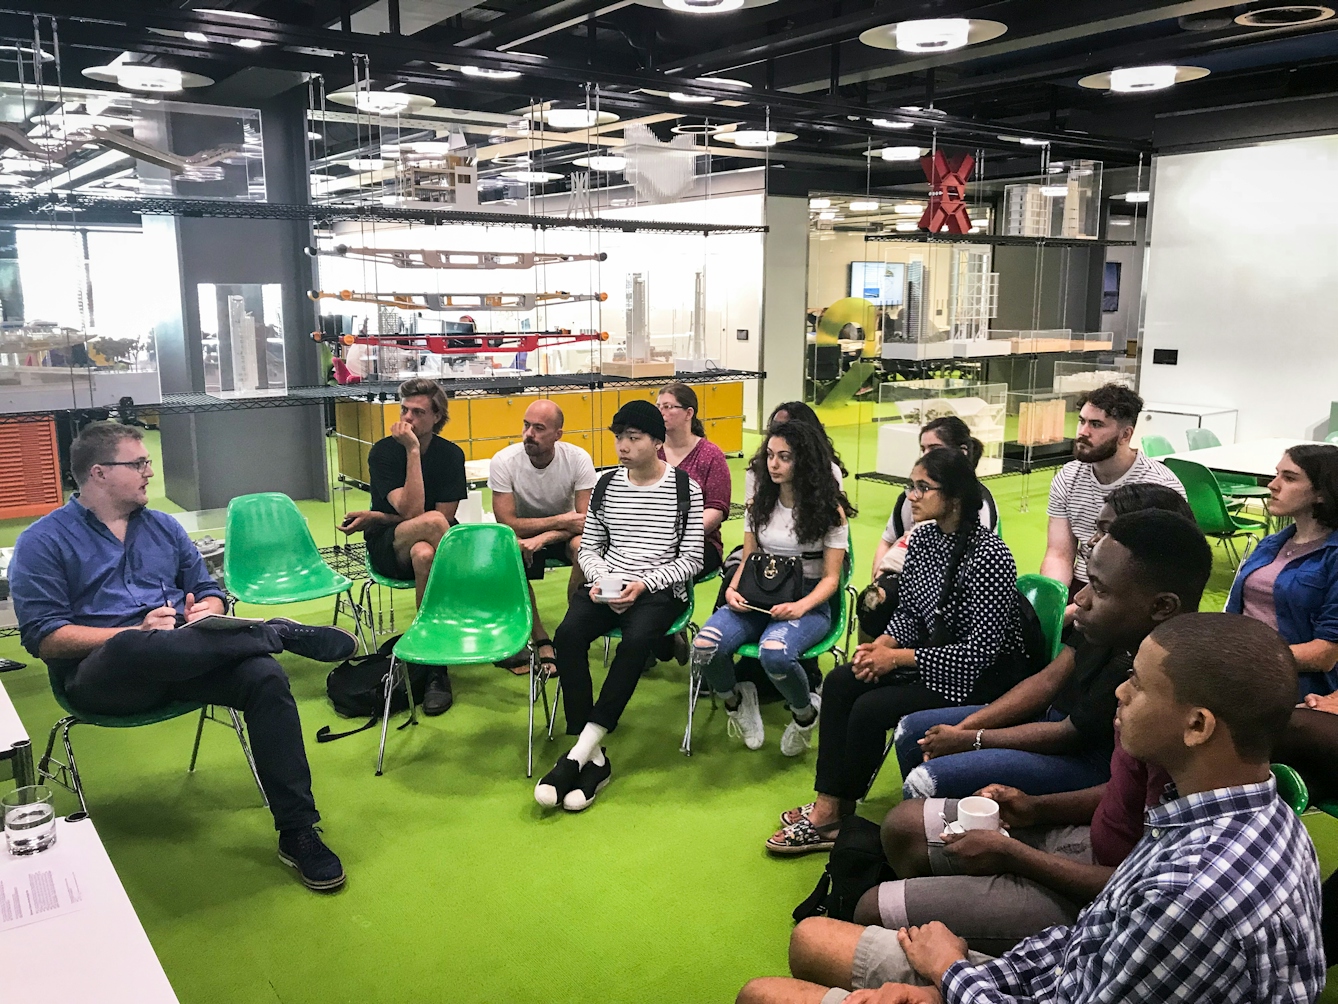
[1017,574,1068,663]
[225,493,367,649]
[380,523,535,776]
[1183,428,1270,500]
[1163,458,1268,570]
[38,669,267,816]
[1272,763,1309,816]
[1141,434,1176,458]
[358,550,415,651]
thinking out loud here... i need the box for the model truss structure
[304,245,607,270]
[311,327,608,356]
[307,289,608,311]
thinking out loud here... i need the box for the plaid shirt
[943,778,1325,1004]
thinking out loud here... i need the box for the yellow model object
[816,297,878,356]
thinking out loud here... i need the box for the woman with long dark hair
[1227,443,1338,707]
[657,381,731,577]
[744,401,846,500]
[693,422,854,753]
[768,447,1030,854]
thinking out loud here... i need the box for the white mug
[956,796,1001,832]
[597,575,626,599]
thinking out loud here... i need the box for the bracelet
[973,729,984,751]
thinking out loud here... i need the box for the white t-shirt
[744,460,844,501]
[746,501,849,579]
[488,441,598,519]
[1047,452,1186,581]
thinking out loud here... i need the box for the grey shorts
[870,798,1093,957]
[819,927,995,1004]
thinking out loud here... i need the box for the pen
[161,582,171,610]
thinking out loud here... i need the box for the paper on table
[0,857,88,931]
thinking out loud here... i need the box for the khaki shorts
[819,926,995,1004]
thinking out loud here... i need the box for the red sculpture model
[917,150,975,234]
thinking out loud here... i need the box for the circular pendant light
[461,65,522,80]
[82,63,213,92]
[1078,65,1209,92]
[1235,5,1334,26]
[671,121,728,135]
[501,170,563,183]
[540,108,619,129]
[715,129,796,147]
[866,146,922,162]
[662,0,746,12]
[860,19,1007,52]
[328,90,435,115]
[573,155,627,172]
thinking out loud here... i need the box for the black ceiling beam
[429,0,617,50]
[0,1,1148,155]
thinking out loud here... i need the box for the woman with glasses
[1227,443,1338,709]
[656,382,731,576]
[692,422,853,754]
[858,417,999,640]
[767,447,1031,855]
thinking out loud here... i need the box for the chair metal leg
[188,707,208,772]
[682,622,701,756]
[358,578,379,652]
[342,588,372,654]
[38,716,88,815]
[527,650,537,778]
[376,656,399,776]
[547,680,562,741]
[402,659,418,726]
[227,708,270,809]
[602,635,611,668]
[862,734,896,804]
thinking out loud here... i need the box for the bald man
[488,399,598,674]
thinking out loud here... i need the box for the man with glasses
[10,422,352,893]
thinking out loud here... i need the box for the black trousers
[62,625,320,833]
[813,663,956,801]
[554,588,687,735]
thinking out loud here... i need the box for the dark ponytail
[660,381,706,438]
[922,416,984,469]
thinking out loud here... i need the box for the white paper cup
[956,796,1001,832]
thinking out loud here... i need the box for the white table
[1163,438,1316,479]
[0,673,33,787]
[2,817,179,1002]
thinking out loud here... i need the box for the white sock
[568,724,608,766]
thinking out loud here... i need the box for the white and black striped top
[887,521,1026,704]
[1046,454,1186,582]
[578,465,705,598]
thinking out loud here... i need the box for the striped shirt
[944,778,1325,1004]
[1047,454,1185,582]
[578,465,704,598]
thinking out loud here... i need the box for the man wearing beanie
[536,399,704,812]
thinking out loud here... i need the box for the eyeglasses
[657,403,687,412]
[906,482,941,498]
[98,458,153,474]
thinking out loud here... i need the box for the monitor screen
[1102,261,1122,313]
[849,261,906,306]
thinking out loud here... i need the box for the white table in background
[2,816,179,1002]
[0,672,34,787]
[1163,438,1315,479]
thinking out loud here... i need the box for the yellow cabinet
[705,416,744,454]
[704,381,744,419]
[563,430,595,462]
[616,386,659,409]
[470,395,537,441]
[545,392,595,433]
[597,430,619,468]
[471,435,524,461]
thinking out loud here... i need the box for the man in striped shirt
[536,400,704,813]
[1040,384,1184,594]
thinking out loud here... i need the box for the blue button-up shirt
[1226,526,1338,697]
[942,777,1325,1004]
[10,498,225,659]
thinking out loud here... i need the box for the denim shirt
[1226,525,1338,697]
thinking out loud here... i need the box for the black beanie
[610,399,666,441]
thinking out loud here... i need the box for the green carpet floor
[1,431,1334,1003]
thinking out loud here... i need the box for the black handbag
[736,550,807,611]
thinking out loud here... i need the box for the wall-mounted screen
[849,261,906,306]
[1102,261,1122,313]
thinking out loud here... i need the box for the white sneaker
[780,692,821,757]
[725,681,765,750]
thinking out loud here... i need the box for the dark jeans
[813,663,956,801]
[554,587,687,735]
[62,625,320,832]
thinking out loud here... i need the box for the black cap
[610,399,666,442]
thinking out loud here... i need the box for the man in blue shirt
[11,422,354,893]
[738,612,1325,1004]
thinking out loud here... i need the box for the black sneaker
[535,755,581,808]
[671,629,690,666]
[268,618,358,663]
[277,826,346,892]
[422,669,453,716]
[562,752,612,812]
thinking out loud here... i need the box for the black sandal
[533,639,558,678]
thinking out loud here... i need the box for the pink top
[1242,536,1327,631]
[659,437,731,557]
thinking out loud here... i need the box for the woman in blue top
[1226,443,1338,708]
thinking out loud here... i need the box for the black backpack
[315,636,430,743]
[792,814,896,923]
[589,466,691,558]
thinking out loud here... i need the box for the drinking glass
[3,785,57,855]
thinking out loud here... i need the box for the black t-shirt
[366,435,467,536]
[1050,634,1133,754]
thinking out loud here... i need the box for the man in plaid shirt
[740,612,1326,1004]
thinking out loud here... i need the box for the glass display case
[875,379,1008,477]
[1052,358,1137,397]
[1008,389,1069,448]
[198,283,287,397]
[1002,160,1103,240]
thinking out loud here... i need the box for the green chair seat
[1325,432,1338,446]
[1017,573,1068,663]
[365,551,415,591]
[1163,458,1267,569]
[50,669,202,729]
[1271,763,1309,816]
[1141,434,1175,458]
[605,592,696,641]
[736,588,850,662]
[225,493,356,604]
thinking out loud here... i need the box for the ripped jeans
[693,594,831,713]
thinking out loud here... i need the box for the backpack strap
[589,468,619,522]
[892,492,909,539]
[673,466,690,559]
[983,490,999,532]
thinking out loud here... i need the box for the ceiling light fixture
[1110,65,1178,92]
[543,108,618,129]
[809,198,831,209]
[194,8,263,17]
[893,203,923,214]
[671,122,727,135]
[704,77,752,89]
[716,129,796,147]
[82,63,213,92]
[970,218,988,226]
[184,31,209,42]
[0,44,53,62]
[871,118,915,129]
[895,220,919,232]
[669,91,717,104]
[329,90,435,116]
[878,146,922,161]
[348,158,386,171]
[1235,5,1335,26]
[233,38,264,49]
[307,130,323,141]
[818,210,837,220]
[573,155,627,171]
[849,200,880,211]
[1109,218,1133,226]
[501,170,563,183]
[1018,137,1049,147]
[662,0,746,12]
[895,18,971,51]
[462,65,522,80]
[1124,190,1150,203]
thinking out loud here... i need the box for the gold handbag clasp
[762,556,779,580]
